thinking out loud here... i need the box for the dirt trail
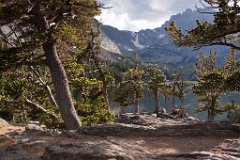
[0,125,25,136]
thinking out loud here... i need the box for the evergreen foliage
[193,51,239,121]
[0,67,62,128]
[227,106,240,124]
[168,67,190,109]
[68,62,115,126]
[114,54,144,114]
[193,71,228,121]
[146,66,166,112]
[166,0,240,50]
[0,0,108,129]
[166,0,240,121]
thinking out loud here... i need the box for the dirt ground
[0,123,236,159]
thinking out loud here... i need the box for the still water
[110,86,240,121]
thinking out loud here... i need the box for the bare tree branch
[25,98,59,120]
[29,65,59,109]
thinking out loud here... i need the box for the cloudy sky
[96,0,202,31]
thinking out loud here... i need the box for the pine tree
[146,66,166,113]
[193,71,227,121]
[161,84,172,112]
[225,70,240,92]
[115,54,144,114]
[224,50,240,75]
[0,0,101,130]
[0,66,61,127]
[193,51,238,121]
[175,67,189,107]
[166,0,240,50]
[85,27,114,112]
[114,81,133,114]
[195,51,216,76]
[169,67,189,111]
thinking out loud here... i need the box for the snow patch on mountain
[131,34,145,49]
[130,31,137,37]
[125,47,134,51]
[159,34,165,38]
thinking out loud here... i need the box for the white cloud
[97,0,200,31]
[149,0,174,11]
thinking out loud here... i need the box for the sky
[96,0,201,31]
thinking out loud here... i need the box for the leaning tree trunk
[153,91,159,113]
[29,3,81,130]
[43,37,82,130]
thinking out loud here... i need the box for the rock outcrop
[0,115,239,160]
[0,118,9,127]
[43,139,149,160]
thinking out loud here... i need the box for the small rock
[25,124,44,133]
[157,113,176,119]
[171,108,180,115]
[117,114,146,125]
[187,117,199,122]
[158,108,167,114]
[29,140,47,149]
[29,121,40,125]
[42,129,61,136]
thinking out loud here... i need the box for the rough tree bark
[29,2,81,130]
[43,36,82,130]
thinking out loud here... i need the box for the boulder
[0,117,9,126]
[171,108,180,115]
[25,124,44,133]
[158,108,167,114]
[0,144,36,160]
[186,116,199,122]
[43,141,135,160]
[117,114,146,125]
[153,151,237,160]
[157,113,176,119]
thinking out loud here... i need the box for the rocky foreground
[0,114,240,160]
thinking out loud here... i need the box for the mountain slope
[101,9,238,68]
[102,9,216,64]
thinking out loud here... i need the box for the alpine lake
[109,83,240,121]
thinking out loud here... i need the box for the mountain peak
[100,8,224,66]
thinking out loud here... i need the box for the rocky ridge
[101,9,240,71]
[0,114,239,160]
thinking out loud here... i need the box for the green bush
[227,107,240,124]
